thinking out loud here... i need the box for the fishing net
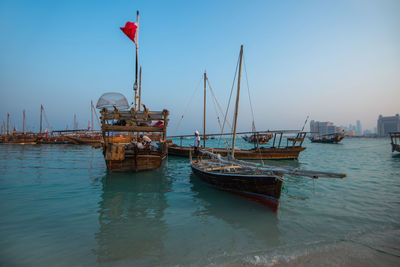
[96,92,130,110]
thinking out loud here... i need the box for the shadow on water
[93,167,172,265]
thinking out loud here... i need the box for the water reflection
[189,173,282,250]
[94,168,172,265]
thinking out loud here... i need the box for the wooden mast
[40,105,43,134]
[22,109,25,134]
[134,11,139,110]
[91,100,94,133]
[231,45,243,158]
[138,66,142,111]
[203,71,206,148]
[7,113,9,135]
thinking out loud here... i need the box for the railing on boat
[168,130,308,149]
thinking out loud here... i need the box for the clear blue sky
[1,0,399,134]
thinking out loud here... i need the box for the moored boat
[168,131,306,160]
[190,46,345,211]
[242,133,273,144]
[97,11,169,172]
[390,132,400,153]
[310,132,344,144]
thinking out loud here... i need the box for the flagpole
[134,11,139,111]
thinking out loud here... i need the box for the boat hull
[191,164,283,212]
[104,143,166,172]
[106,153,166,172]
[169,145,305,160]
[310,135,344,144]
[392,144,400,153]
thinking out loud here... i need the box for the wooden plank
[205,165,242,171]
[102,125,164,132]
[168,130,306,139]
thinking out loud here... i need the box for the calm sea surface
[0,138,399,266]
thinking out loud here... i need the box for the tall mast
[134,11,139,110]
[40,105,43,134]
[7,113,9,135]
[138,66,142,111]
[91,100,94,133]
[231,45,244,158]
[203,71,207,148]
[22,109,25,134]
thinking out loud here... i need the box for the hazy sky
[1,0,399,134]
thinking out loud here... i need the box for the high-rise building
[377,114,400,137]
[310,120,343,136]
[356,120,362,135]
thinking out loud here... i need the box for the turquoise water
[0,139,399,266]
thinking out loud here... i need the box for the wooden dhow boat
[168,66,307,160]
[168,130,307,160]
[97,11,169,172]
[242,133,273,144]
[390,132,400,153]
[310,132,344,144]
[191,45,345,211]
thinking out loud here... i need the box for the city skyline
[1,0,399,134]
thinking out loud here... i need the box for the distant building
[377,114,400,137]
[310,120,343,136]
[356,120,362,135]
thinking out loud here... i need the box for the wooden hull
[104,142,166,172]
[242,135,272,144]
[310,135,344,144]
[311,138,343,144]
[191,164,283,212]
[106,153,166,172]
[392,144,400,153]
[168,145,305,160]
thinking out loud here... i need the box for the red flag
[120,22,137,44]
[153,120,164,128]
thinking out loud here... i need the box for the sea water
[0,139,399,266]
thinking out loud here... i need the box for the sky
[0,0,399,134]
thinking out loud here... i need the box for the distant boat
[190,46,345,212]
[310,132,344,144]
[242,133,273,144]
[390,132,400,153]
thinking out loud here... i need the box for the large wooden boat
[168,131,307,160]
[98,94,169,172]
[191,155,283,211]
[310,132,344,144]
[97,11,169,172]
[190,46,345,212]
[167,68,307,160]
[390,132,400,153]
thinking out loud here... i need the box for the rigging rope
[172,75,203,136]
[243,54,256,132]
[42,107,52,130]
[207,77,250,150]
[207,78,230,149]
[218,54,240,150]
[243,54,265,164]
